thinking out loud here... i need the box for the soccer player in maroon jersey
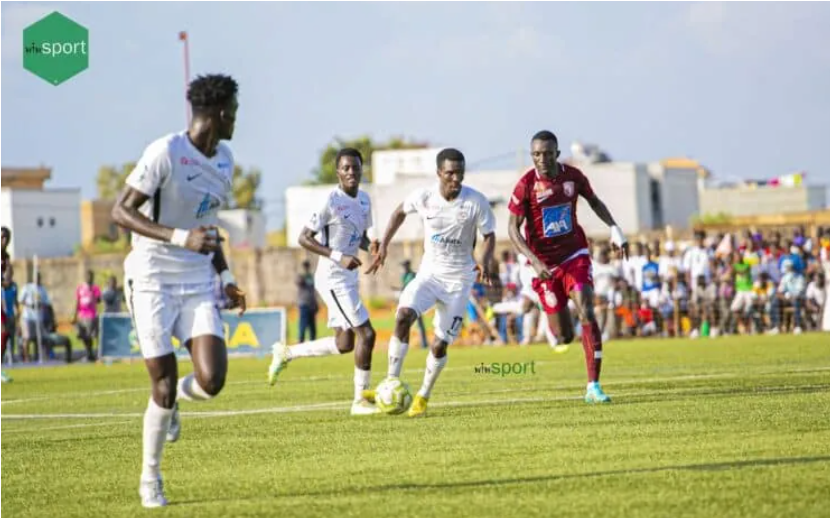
[508,130,628,403]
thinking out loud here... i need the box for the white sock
[141,397,173,481]
[177,373,213,402]
[418,353,448,398]
[522,312,534,344]
[354,367,371,402]
[387,336,409,378]
[287,337,340,360]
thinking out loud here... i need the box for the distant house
[1,166,81,260]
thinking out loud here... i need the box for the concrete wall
[698,185,822,217]
[4,188,81,259]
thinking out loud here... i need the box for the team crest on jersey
[563,181,575,198]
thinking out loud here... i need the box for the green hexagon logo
[23,12,88,86]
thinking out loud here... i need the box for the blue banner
[98,308,286,359]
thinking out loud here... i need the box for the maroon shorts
[531,254,593,314]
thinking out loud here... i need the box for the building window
[49,217,56,227]
[37,217,43,228]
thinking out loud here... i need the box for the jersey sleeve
[575,169,596,199]
[402,188,424,215]
[476,194,497,235]
[125,141,173,197]
[507,177,529,216]
[306,196,332,234]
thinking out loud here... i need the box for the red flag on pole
[178,31,188,41]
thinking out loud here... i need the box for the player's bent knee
[153,377,177,409]
[196,371,225,397]
[561,330,575,344]
[431,341,449,358]
[396,308,418,326]
[363,327,377,348]
[581,304,596,324]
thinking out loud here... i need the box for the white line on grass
[3,381,825,424]
[3,365,826,406]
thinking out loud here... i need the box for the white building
[1,167,81,259]
[217,209,266,250]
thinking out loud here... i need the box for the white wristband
[220,269,236,287]
[610,225,627,247]
[170,228,190,247]
[329,250,343,263]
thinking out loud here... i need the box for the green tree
[310,135,429,184]
[229,165,263,210]
[96,163,135,200]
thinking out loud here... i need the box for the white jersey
[307,187,373,288]
[403,185,496,290]
[593,260,620,299]
[123,131,233,287]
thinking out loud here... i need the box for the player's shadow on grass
[607,383,829,407]
[173,455,828,506]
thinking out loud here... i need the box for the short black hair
[187,74,238,111]
[1,226,9,238]
[531,130,558,145]
[436,148,465,168]
[335,148,363,168]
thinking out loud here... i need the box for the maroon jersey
[508,164,594,267]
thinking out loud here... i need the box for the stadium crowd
[469,226,830,345]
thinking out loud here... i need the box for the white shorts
[317,282,369,330]
[398,274,472,345]
[125,281,223,359]
[730,291,756,314]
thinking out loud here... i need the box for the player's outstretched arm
[111,187,222,254]
[298,227,361,271]
[365,203,407,275]
[508,213,551,280]
[585,194,629,260]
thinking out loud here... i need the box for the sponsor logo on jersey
[431,233,462,247]
[195,192,222,219]
[180,156,200,166]
[563,181,575,198]
[348,232,360,247]
[216,162,231,170]
[542,204,573,238]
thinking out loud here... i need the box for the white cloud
[1,3,58,64]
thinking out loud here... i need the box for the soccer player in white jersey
[366,148,496,418]
[111,74,246,508]
[267,148,381,416]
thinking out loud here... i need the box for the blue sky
[2,2,828,229]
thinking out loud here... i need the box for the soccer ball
[374,377,413,415]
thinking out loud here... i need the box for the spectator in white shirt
[805,271,826,330]
[658,240,683,282]
[682,232,712,286]
[771,259,806,334]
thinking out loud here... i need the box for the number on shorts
[447,316,463,336]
